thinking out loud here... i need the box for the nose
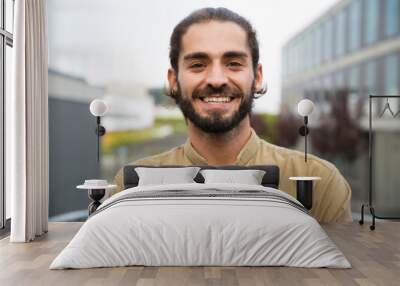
[205,63,228,89]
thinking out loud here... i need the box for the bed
[50,165,350,269]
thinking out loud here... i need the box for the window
[293,41,299,74]
[320,74,333,115]
[348,65,360,115]
[334,70,345,91]
[364,60,378,116]
[287,43,293,75]
[384,54,399,94]
[384,0,399,37]
[365,0,379,45]
[309,29,316,68]
[349,0,361,52]
[315,26,322,66]
[335,9,346,58]
[282,47,288,77]
[365,60,378,94]
[298,37,305,72]
[323,74,333,93]
[1,0,14,230]
[383,54,399,110]
[306,31,313,70]
[349,65,360,94]
[323,19,333,63]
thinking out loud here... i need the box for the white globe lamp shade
[90,99,108,117]
[297,99,314,117]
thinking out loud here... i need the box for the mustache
[192,85,243,99]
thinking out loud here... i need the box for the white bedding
[50,183,351,269]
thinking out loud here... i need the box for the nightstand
[77,180,116,215]
[289,176,321,210]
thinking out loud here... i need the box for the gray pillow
[135,167,201,186]
[200,169,266,185]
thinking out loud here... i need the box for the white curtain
[8,0,49,242]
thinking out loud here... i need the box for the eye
[189,62,206,69]
[227,61,243,67]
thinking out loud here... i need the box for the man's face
[169,21,262,133]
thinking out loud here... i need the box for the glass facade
[307,31,314,69]
[287,45,293,75]
[384,0,399,37]
[323,19,333,63]
[309,29,316,68]
[348,65,360,94]
[365,0,379,45]
[349,0,361,52]
[323,75,333,110]
[383,53,399,111]
[282,48,288,77]
[364,60,378,115]
[283,0,400,78]
[365,60,377,94]
[349,65,360,87]
[334,70,345,90]
[384,54,399,94]
[335,9,346,58]
[304,36,309,70]
[347,65,360,116]
[295,39,302,73]
[315,26,322,66]
[281,0,400,218]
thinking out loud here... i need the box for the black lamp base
[88,189,105,215]
[289,177,320,210]
[296,180,313,210]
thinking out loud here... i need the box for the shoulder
[258,139,338,175]
[112,144,186,195]
[131,144,186,166]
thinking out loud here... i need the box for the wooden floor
[0,221,399,286]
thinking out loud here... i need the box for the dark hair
[169,7,259,74]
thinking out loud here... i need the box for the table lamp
[77,180,116,215]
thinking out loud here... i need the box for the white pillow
[135,167,201,186]
[200,169,266,185]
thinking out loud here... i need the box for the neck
[187,116,252,165]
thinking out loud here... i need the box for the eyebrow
[183,51,249,61]
[183,52,209,61]
[223,51,248,59]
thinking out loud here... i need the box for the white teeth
[203,97,232,103]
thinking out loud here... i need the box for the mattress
[50,183,351,269]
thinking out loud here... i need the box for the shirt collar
[183,129,260,165]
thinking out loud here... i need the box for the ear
[254,63,263,92]
[167,68,178,97]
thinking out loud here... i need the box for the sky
[47,0,340,114]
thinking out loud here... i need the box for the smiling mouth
[199,96,235,103]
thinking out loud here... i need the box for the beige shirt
[113,130,352,223]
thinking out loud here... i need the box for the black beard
[174,83,255,134]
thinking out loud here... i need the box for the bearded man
[113,7,352,223]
